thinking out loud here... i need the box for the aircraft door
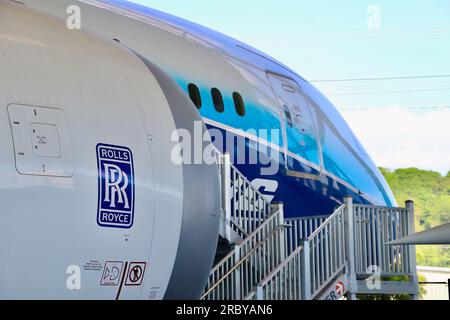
[267,73,322,177]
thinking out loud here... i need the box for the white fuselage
[0,0,220,299]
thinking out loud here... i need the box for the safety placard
[318,274,349,300]
[100,261,124,286]
[125,262,147,286]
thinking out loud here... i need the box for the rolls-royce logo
[97,144,134,229]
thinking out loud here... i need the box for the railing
[202,204,285,300]
[285,215,328,256]
[218,153,272,240]
[210,151,418,301]
[251,205,347,301]
[303,205,347,299]
[353,204,413,275]
[254,245,305,300]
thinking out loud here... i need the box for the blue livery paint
[173,78,283,140]
[102,0,396,217]
[207,124,372,217]
[174,74,394,215]
[97,144,135,229]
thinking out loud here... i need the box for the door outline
[266,71,324,178]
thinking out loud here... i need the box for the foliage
[380,167,450,267]
[357,274,427,300]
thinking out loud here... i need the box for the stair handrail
[252,244,305,300]
[303,204,347,299]
[208,206,281,276]
[202,204,285,300]
[202,225,285,300]
[307,204,345,240]
[217,152,273,238]
[250,205,348,300]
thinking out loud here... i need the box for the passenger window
[188,84,202,109]
[284,105,293,128]
[211,88,224,113]
[233,92,246,116]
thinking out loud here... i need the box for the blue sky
[129,0,450,174]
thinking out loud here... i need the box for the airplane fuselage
[20,0,397,217]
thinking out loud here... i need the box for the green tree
[380,168,450,268]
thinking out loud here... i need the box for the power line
[338,105,450,111]
[311,74,450,83]
[240,26,450,41]
[241,27,450,48]
[326,87,450,96]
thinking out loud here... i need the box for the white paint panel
[0,1,178,300]
[8,104,73,177]
[30,123,61,158]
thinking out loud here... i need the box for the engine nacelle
[0,0,220,299]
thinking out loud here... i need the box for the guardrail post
[448,279,450,301]
[344,197,357,300]
[301,240,311,300]
[405,200,419,300]
[271,202,286,262]
[221,153,232,241]
[234,244,242,300]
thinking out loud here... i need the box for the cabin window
[211,88,224,113]
[284,105,293,128]
[188,83,202,109]
[233,92,246,116]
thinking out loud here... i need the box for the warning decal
[125,262,147,286]
[318,274,349,300]
[100,261,124,286]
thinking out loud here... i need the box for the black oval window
[233,92,246,116]
[188,83,202,109]
[211,88,224,113]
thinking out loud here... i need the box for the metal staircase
[204,152,419,300]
